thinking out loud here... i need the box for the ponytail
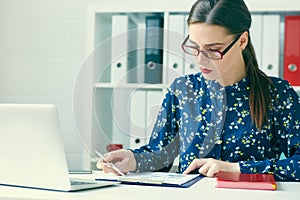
[243,35,275,129]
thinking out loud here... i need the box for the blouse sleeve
[239,80,300,181]
[131,79,181,172]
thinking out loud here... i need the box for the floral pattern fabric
[132,73,300,181]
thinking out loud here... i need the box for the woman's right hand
[96,149,137,175]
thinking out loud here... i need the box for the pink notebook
[215,171,277,190]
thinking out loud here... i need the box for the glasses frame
[181,34,242,60]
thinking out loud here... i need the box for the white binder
[129,90,147,149]
[261,15,280,77]
[111,88,131,149]
[184,14,197,75]
[111,15,137,84]
[167,14,185,84]
[146,90,164,139]
[250,14,263,68]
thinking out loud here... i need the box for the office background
[0,0,299,171]
[0,0,90,170]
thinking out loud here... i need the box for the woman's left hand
[183,158,241,177]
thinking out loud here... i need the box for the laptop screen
[0,104,71,190]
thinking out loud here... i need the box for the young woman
[97,0,300,181]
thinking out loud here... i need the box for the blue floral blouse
[132,73,300,181]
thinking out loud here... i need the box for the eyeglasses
[181,34,241,60]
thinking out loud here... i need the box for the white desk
[0,173,299,200]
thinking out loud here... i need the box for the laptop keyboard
[71,180,95,186]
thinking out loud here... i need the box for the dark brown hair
[187,0,275,129]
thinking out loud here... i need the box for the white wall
[0,0,87,170]
[1,0,299,171]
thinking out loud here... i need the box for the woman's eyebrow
[188,38,199,46]
[188,38,225,47]
[205,42,225,47]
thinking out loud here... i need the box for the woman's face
[188,23,247,86]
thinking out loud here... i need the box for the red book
[215,171,277,191]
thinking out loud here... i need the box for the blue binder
[144,15,164,84]
[95,172,204,188]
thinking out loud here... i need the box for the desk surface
[0,172,299,200]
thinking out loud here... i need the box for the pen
[95,150,125,176]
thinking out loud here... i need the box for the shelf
[245,0,300,12]
[293,86,300,91]
[87,0,300,13]
[94,82,167,90]
[87,0,195,13]
[84,2,300,165]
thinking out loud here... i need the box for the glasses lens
[182,45,199,56]
[205,51,222,60]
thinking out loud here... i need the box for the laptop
[0,103,118,191]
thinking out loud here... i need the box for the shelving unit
[80,0,300,169]
[94,83,166,90]
[294,87,300,94]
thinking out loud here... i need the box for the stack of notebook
[215,171,277,190]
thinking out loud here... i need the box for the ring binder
[111,15,137,84]
[144,15,164,84]
[261,15,280,77]
[167,14,185,84]
[284,16,300,86]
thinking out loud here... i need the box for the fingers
[198,162,210,175]
[96,150,123,168]
[103,164,119,174]
[96,149,134,174]
[96,160,105,169]
[102,151,116,163]
[198,159,219,177]
[202,162,219,177]
[183,159,206,174]
[96,151,115,171]
[183,158,219,177]
[114,157,130,172]
[206,165,218,177]
[104,149,127,163]
[96,159,116,174]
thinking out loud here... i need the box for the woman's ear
[240,31,248,50]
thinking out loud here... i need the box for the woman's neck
[217,58,247,87]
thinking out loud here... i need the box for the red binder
[284,16,300,86]
[215,171,277,191]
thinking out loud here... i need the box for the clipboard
[95,172,204,188]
